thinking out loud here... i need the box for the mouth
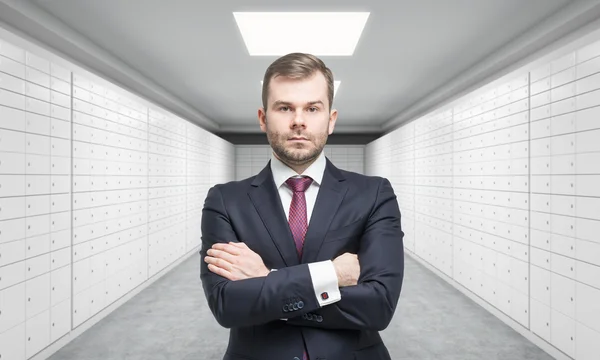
[288,137,308,141]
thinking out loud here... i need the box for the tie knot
[286,176,313,193]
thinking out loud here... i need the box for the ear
[258,108,267,133]
[328,109,338,135]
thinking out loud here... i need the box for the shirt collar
[270,150,326,189]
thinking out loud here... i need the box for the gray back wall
[217,132,381,145]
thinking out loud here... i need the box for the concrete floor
[48,253,555,360]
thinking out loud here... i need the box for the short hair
[262,52,334,111]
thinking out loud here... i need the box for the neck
[274,152,318,175]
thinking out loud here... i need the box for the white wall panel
[186,123,211,252]
[210,133,235,185]
[235,144,364,181]
[0,38,72,360]
[366,28,600,360]
[414,109,453,277]
[0,28,235,360]
[148,108,186,276]
[71,72,150,329]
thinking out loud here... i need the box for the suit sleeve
[277,260,341,320]
[285,177,405,331]
[200,184,325,329]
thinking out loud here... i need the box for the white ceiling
[2,0,599,134]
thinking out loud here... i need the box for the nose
[290,110,306,128]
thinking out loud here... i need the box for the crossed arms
[199,177,404,331]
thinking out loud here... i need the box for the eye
[308,107,318,112]
[279,106,290,111]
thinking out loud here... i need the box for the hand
[205,242,270,281]
[332,252,360,287]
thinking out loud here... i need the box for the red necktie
[286,176,313,259]
[285,176,313,360]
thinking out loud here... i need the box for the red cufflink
[321,292,329,300]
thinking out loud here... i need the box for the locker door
[531,298,551,342]
[26,52,50,75]
[0,281,26,333]
[89,280,106,318]
[0,260,25,291]
[25,309,50,359]
[25,213,50,239]
[25,272,50,319]
[510,286,529,327]
[50,229,70,252]
[50,118,70,140]
[551,309,576,358]
[25,97,50,117]
[0,88,26,111]
[25,112,50,136]
[25,175,51,196]
[50,90,70,109]
[50,247,70,272]
[0,239,26,267]
[72,256,91,295]
[0,152,26,174]
[50,77,70,96]
[0,321,26,360]
[50,297,70,343]
[50,194,71,215]
[0,174,25,197]
[25,233,50,259]
[25,194,50,218]
[551,272,576,319]
[25,81,50,103]
[575,321,600,360]
[50,264,70,306]
[51,175,70,194]
[575,282,600,334]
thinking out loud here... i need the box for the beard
[266,124,328,166]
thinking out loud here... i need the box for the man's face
[258,71,337,171]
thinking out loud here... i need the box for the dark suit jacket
[200,157,404,360]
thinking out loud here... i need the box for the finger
[207,264,235,280]
[229,242,248,249]
[204,256,233,272]
[212,243,242,255]
[207,249,237,264]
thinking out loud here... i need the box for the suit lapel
[247,162,299,267]
[247,157,348,267]
[301,158,348,263]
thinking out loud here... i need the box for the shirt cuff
[308,260,341,307]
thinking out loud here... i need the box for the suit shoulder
[338,169,390,187]
[207,176,257,196]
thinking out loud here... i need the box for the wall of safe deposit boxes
[0,30,235,359]
[366,28,600,359]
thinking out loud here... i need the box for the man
[200,52,404,360]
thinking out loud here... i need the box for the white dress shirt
[269,150,342,309]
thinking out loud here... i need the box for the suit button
[293,302,298,310]
[307,313,313,320]
[293,357,301,360]
[283,304,289,312]
[298,301,304,309]
[316,315,323,322]
[302,314,308,319]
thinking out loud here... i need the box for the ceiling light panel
[235,12,370,56]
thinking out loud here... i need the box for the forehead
[268,72,328,106]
